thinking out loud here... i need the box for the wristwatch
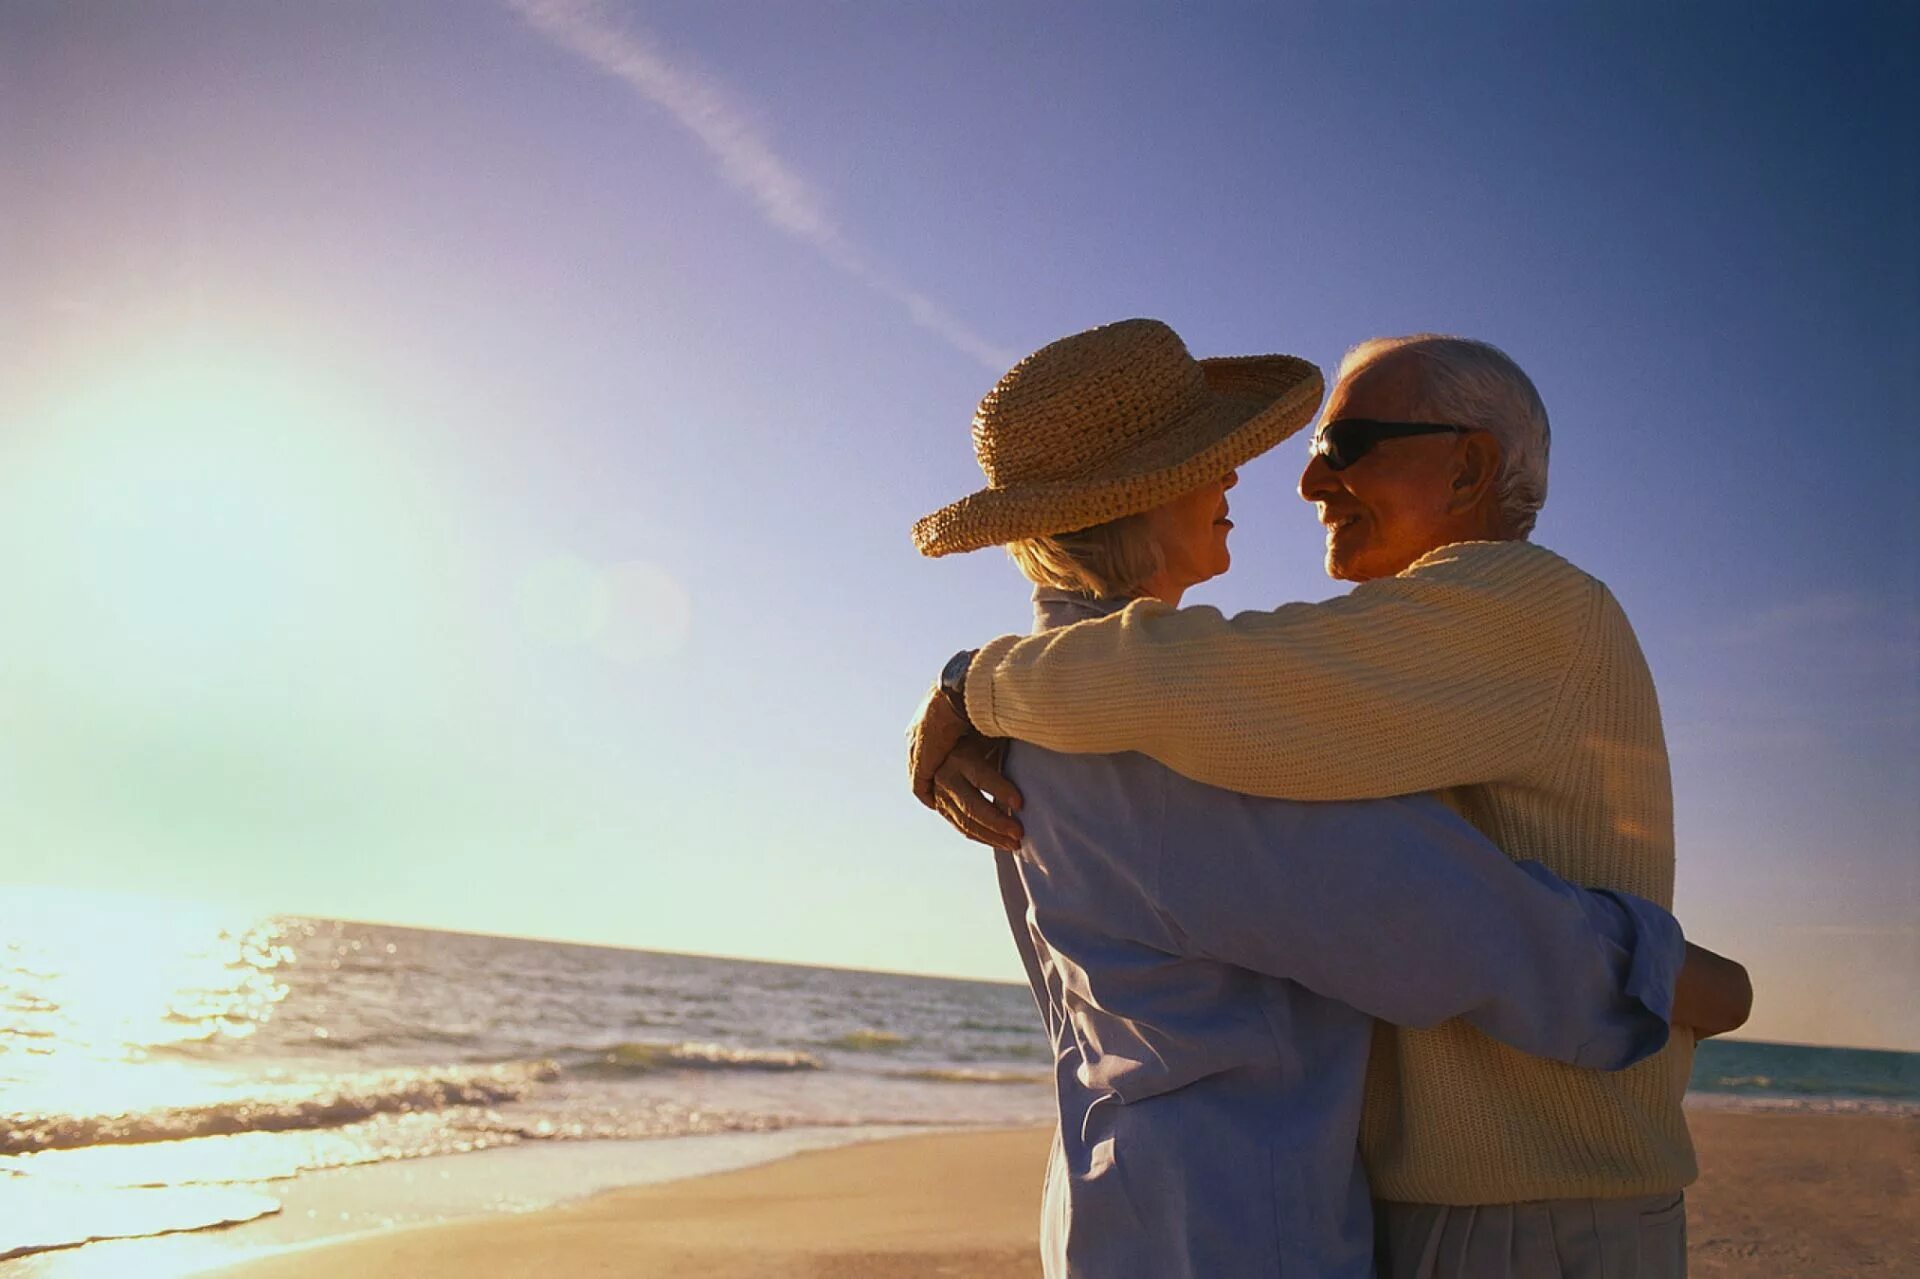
[939,649,977,727]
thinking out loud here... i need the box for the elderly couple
[904,319,1752,1279]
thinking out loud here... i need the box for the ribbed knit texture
[967,539,1696,1204]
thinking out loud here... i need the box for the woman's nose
[1222,469,1239,492]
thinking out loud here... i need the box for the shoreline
[193,1126,1054,1279]
[0,1125,946,1279]
[205,1109,1918,1279]
[8,1107,1915,1279]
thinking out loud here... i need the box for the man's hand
[1672,942,1753,1039]
[908,682,973,808]
[908,684,1025,850]
[933,735,1025,850]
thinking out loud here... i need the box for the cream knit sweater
[965,539,1695,1204]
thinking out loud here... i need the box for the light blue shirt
[996,589,1681,1279]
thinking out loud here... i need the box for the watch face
[942,649,973,695]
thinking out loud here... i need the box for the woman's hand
[1672,942,1753,1039]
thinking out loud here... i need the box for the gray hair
[1005,513,1162,599]
[1337,335,1552,538]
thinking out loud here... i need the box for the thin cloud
[1685,589,1920,696]
[1774,925,1920,939]
[1665,589,1920,760]
[505,0,1013,371]
[1701,590,1920,665]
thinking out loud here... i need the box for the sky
[2,2,1915,1052]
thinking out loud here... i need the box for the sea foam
[0,1060,560,1154]
[580,1041,823,1074]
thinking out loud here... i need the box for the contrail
[505,0,1014,371]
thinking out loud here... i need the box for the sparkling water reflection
[0,889,1053,1259]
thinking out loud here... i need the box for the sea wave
[1698,1073,1916,1099]
[0,1060,560,1154]
[950,1039,1051,1063]
[147,1023,492,1060]
[826,1030,911,1052]
[1,1183,282,1262]
[303,1024,495,1053]
[1684,1090,1920,1117]
[953,1018,1033,1035]
[574,1041,823,1074]
[900,1067,1050,1086]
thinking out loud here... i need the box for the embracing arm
[1149,784,1680,1069]
[964,541,1598,800]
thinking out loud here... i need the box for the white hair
[1005,513,1162,599]
[1337,335,1552,538]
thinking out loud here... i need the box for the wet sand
[184,1110,1918,1279]
[200,1127,1046,1279]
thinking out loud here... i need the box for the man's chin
[1324,543,1383,584]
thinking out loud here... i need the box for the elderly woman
[909,319,1742,1279]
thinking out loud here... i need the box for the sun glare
[0,339,493,850]
[0,888,285,1116]
[2,343,458,695]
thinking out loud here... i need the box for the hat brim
[912,353,1324,557]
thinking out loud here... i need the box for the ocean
[3,896,1914,1264]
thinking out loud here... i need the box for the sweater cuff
[964,635,1021,738]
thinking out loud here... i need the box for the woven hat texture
[913,319,1323,556]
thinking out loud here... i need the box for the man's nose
[1299,452,1338,502]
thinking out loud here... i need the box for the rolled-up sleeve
[1148,782,1678,1070]
[1565,885,1681,1069]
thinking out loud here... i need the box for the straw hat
[912,319,1323,557]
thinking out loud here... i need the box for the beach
[1684,1109,1918,1277]
[181,1109,1914,1279]
[5,915,1916,1276]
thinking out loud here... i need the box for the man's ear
[1449,433,1504,512]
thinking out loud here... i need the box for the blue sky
[3,2,1915,1050]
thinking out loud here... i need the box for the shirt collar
[1032,587,1133,634]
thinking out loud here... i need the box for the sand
[199,1128,1046,1279]
[195,1111,1915,1279]
[1685,1110,1917,1277]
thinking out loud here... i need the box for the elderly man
[910,334,1732,1277]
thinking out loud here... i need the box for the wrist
[940,649,977,727]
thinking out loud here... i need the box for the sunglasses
[1310,419,1474,471]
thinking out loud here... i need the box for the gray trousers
[1376,1194,1687,1278]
